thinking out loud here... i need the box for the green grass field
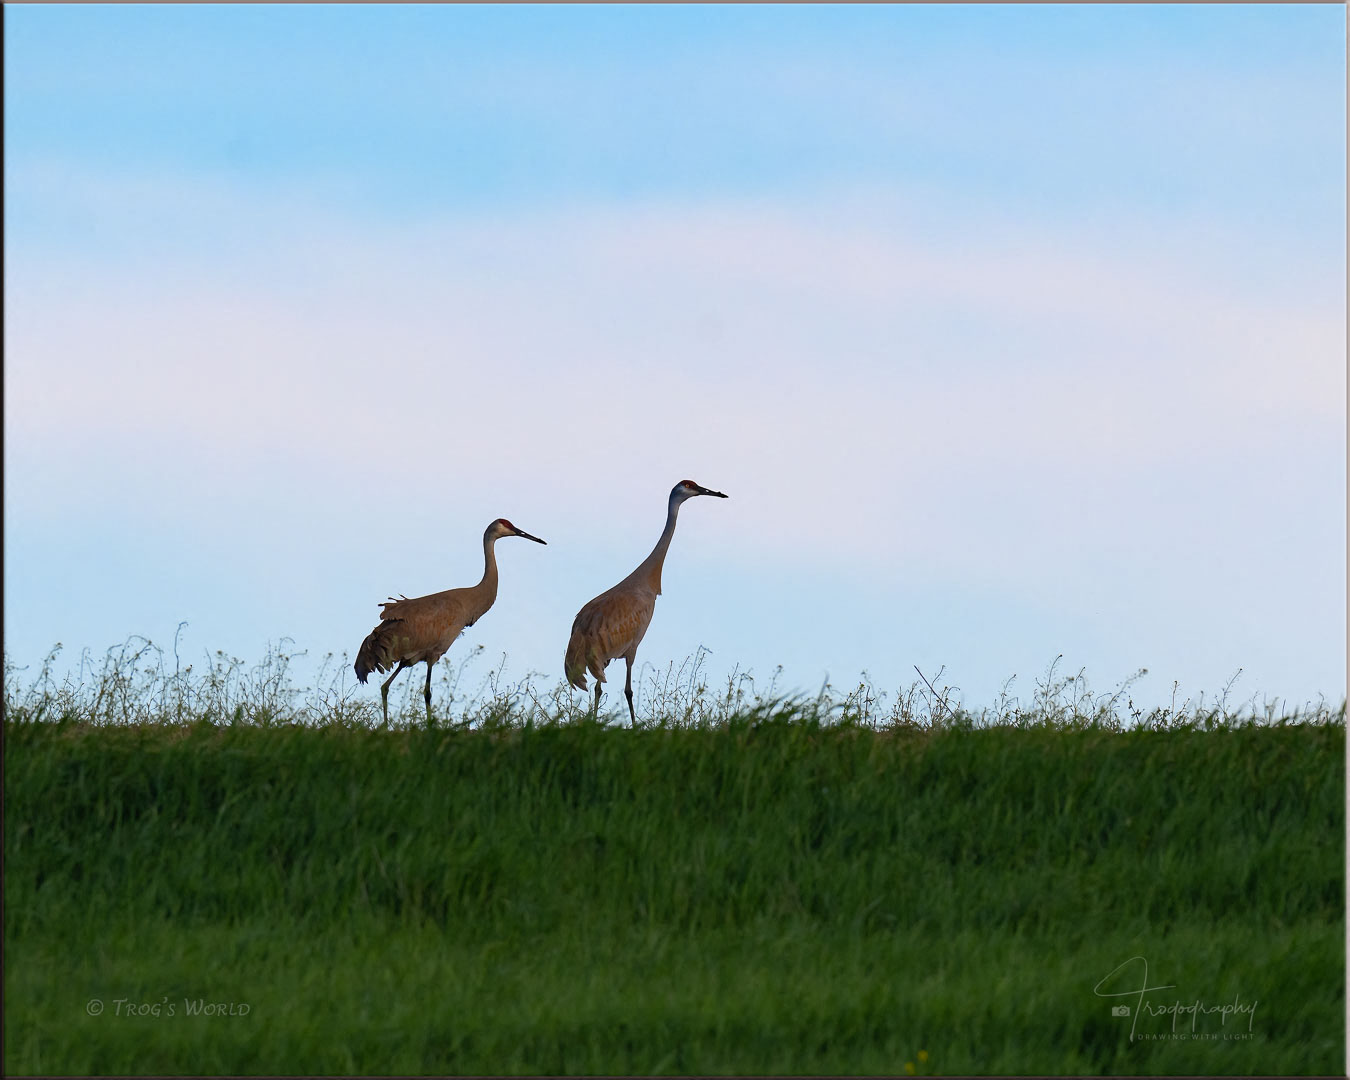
[5,661,1344,1077]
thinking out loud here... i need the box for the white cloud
[4,173,1343,708]
[4,173,1343,626]
[8,179,1341,439]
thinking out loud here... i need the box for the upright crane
[565,480,728,725]
[355,518,546,724]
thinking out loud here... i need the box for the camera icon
[1111,1005,1130,1017]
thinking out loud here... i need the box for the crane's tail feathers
[354,620,405,684]
[564,632,594,692]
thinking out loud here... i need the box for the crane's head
[488,518,547,544]
[672,479,729,502]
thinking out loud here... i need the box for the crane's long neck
[630,495,682,595]
[474,534,500,612]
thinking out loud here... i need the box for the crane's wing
[570,587,656,666]
[357,587,478,682]
[375,588,476,640]
[378,588,461,624]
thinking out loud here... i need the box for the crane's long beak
[697,486,729,499]
[514,528,547,544]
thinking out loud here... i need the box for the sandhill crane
[355,518,546,725]
[565,480,728,725]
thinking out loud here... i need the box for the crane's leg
[424,660,434,724]
[379,660,410,727]
[624,657,637,728]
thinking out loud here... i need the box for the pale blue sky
[5,4,1345,715]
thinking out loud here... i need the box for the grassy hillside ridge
[6,717,1344,929]
[5,708,1344,1074]
[6,633,1343,730]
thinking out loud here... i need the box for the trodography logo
[1093,957,1259,1043]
